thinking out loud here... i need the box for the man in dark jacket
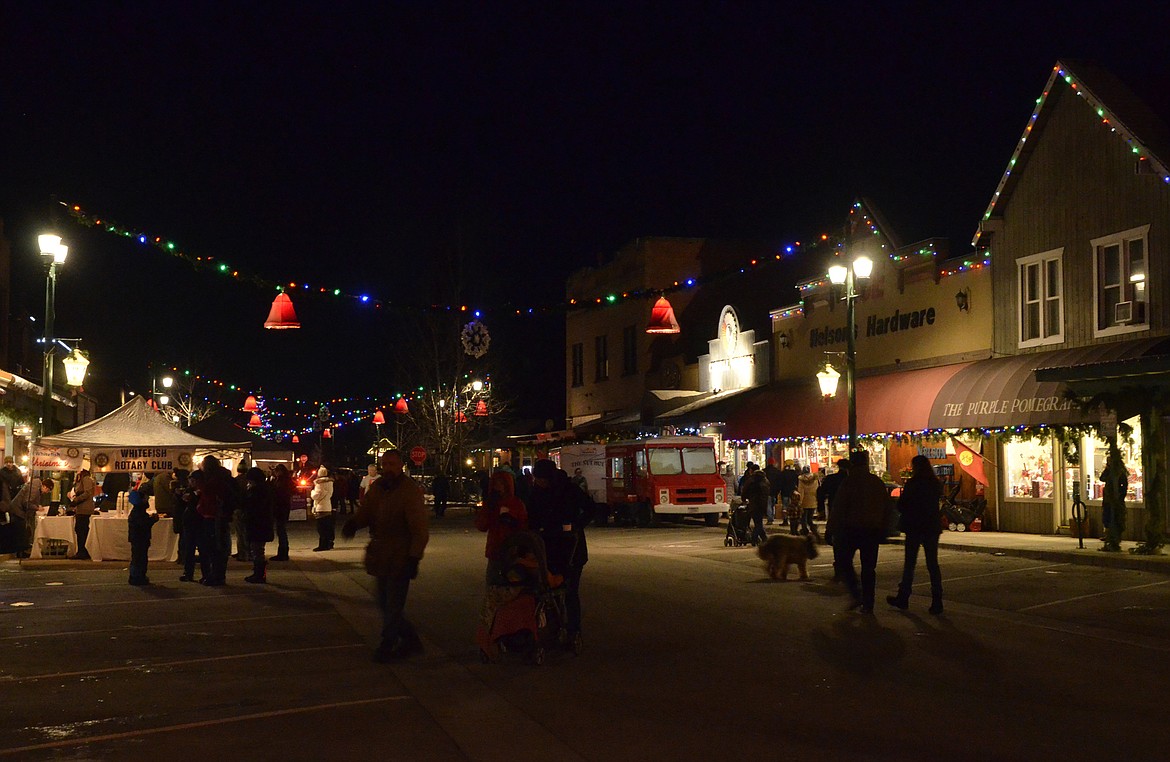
[826,451,892,613]
[777,460,799,505]
[527,459,589,643]
[816,459,850,521]
[740,463,770,545]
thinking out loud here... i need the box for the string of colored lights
[973,61,1170,246]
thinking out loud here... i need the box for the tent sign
[90,448,195,473]
[31,445,85,471]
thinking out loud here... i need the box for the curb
[888,537,1170,575]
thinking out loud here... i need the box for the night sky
[3,3,1167,428]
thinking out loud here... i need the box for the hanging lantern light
[264,292,301,329]
[63,348,91,388]
[474,399,488,416]
[393,397,409,415]
[645,296,680,334]
[291,434,300,443]
[816,363,841,398]
[323,427,332,439]
[372,409,386,425]
[243,395,259,412]
[247,413,263,427]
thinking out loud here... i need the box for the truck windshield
[646,447,717,475]
[681,447,717,474]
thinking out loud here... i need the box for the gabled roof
[38,396,252,449]
[973,59,1170,246]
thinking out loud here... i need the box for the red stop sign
[409,446,427,466]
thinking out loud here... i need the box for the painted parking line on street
[0,610,334,642]
[0,585,325,613]
[929,562,1070,584]
[1017,578,1170,612]
[0,642,365,684]
[0,695,412,757]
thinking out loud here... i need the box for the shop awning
[927,338,1170,429]
[724,362,971,440]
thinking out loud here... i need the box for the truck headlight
[658,488,669,505]
[715,487,724,503]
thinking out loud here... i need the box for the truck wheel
[635,503,655,528]
[704,513,721,527]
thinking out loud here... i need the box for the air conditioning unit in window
[1114,301,1145,325]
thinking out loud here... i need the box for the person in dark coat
[431,473,450,518]
[763,462,782,525]
[174,470,202,581]
[740,463,770,545]
[887,455,944,614]
[816,459,850,521]
[270,464,294,561]
[527,459,590,642]
[127,489,159,585]
[826,451,893,613]
[243,468,276,583]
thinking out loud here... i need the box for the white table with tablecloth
[84,514,179,562]
[29,514,79,559]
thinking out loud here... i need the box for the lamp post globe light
[38,233,69,437]
[824,255,872,455]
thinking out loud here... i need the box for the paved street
[3,512,1170,761]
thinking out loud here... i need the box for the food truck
[550,443,607,506]
[604,436,728,527]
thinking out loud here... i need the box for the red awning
[725,362,971,440]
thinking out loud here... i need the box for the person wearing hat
[310,466,335,551]
[127,488,159,585]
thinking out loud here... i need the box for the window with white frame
[1093,224,1149,335]
[1017,248,1064,347]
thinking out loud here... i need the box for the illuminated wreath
[461,320,490,358]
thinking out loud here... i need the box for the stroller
[941,483,987,531]
[476,530,570,665]
[724,503,755,547]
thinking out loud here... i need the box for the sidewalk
[896,529,1170,574]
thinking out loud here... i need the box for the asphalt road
[3,512,1169,761]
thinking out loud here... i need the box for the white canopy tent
[36,396,252,473]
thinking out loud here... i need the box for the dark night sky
[2,2,1168,426]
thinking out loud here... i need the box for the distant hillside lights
[808,305,938,348]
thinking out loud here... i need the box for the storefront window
[1063,417,1143,503]
[1004,437,1055,499]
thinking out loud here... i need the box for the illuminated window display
[1004,438,1056,499]
[1063,417,1143,503]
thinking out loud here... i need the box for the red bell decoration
[454,411,468,423]
[264,292,301,329]
[372,409,386,425]
[243,395,259,412]
[645,296,680,334]
[474,400,488,416]
[247,413,263,427]
[393,397,409,415]
[147,398,160,411]
[291,434,300,443]
[322,427,332,439]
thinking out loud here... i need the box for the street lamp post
[826,254,872,454]
[38,234,68,437]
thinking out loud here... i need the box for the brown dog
[757,534,819,581]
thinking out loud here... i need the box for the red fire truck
[604,436,728,527]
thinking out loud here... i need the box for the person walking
[527,459,590,645]
[198,455,236,585]
[310,466,335,551]
[341,449,429,663]
[797,467,820,536]
[67,468,98,560]
[777,460,799,507]
[826,451,892,613]
[242,468,275,583]
[740,463,770,546]
[126,488,158,585]
[816,459,850,521]
[887,455,944,615]
[270,464,293,561]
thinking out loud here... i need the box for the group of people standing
[736,459,846,545]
